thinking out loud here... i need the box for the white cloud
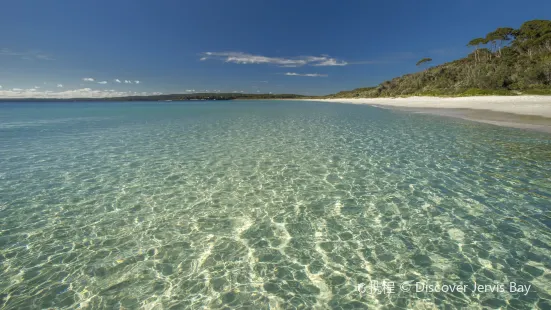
[34,86,40,89]
[115,79,121,83]
[284,72,328,77]
[0,88,160,99]
[98,81,108,84]
[57,84,63,88]
[0,48,54,60]
[124,80,132,84]
[83,78,95,82]
[0,85,2,89]
[200,52,347,67]
[134,80,140,84]
[185,89,195,92]
[311,58,347,66]
[34,54,54,60]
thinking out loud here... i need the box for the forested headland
[327,19,551,98]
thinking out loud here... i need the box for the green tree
[513,20,551,58]
[535,33,551,52]
[467,38,487,62]
[416,57,433,68]
[485,33,498,55]
[515,20,551,41]
[486,27,514,57]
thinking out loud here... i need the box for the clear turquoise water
[1,100,550,309]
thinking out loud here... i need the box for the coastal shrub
[523,88,551,95]
[460,88,514,96]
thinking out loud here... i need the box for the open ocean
[1,100,550,309]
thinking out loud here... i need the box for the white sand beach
[303,96,551,133]
[303,96,551,117]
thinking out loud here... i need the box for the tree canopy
[467,38,488,47]
[416,58,433,66]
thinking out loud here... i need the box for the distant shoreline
[301,96,551,133]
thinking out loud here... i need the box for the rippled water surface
[1,100,551,309]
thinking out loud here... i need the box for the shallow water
[1,100,550,309]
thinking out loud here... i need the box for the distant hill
[328,19,551,98]
[0,93,306,102]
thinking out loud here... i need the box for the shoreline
[301,96,551,133]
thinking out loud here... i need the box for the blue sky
[1,0,550,97]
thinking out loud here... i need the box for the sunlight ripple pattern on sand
[1,100,551,309]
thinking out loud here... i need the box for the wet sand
[378,106,551,133]
[302,97,551,133]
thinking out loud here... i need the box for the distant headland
[0,93,306,102]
